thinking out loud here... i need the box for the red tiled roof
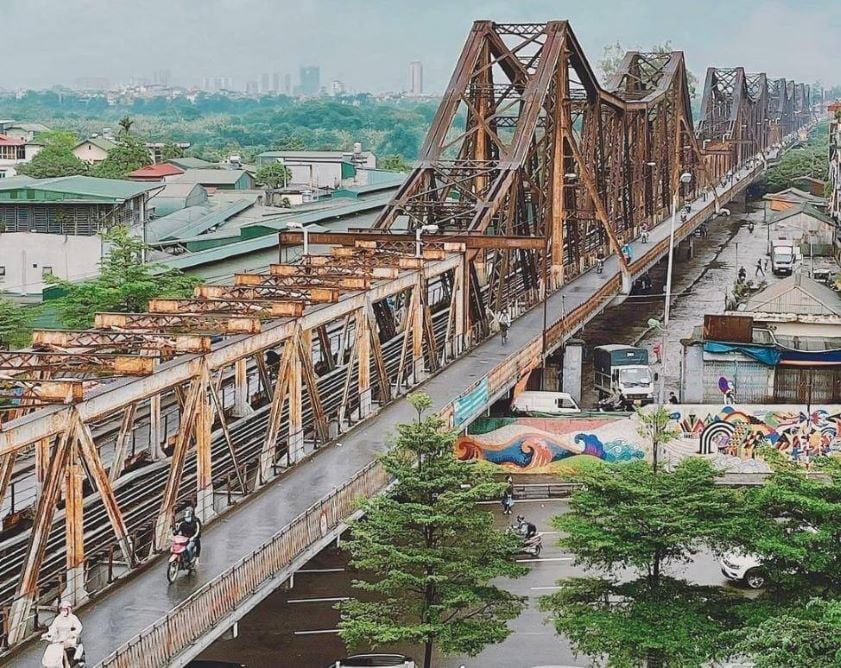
[127,163,185,178]
[0,133,25,147]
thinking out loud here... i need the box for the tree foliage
[760,123,829,194]
[599,41,699,97]
[730,599,841,668]
[17,130,88,179]
[379,154,413,172]
[161,141,185,160]
[48,225,198,328]
[338,392,526,668]
[541,458,743,666]
[0,298,33,349]
[93,135,151,178]
[254,162,293,189]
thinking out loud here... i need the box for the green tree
[730,599,841,667]
[338,392,526,668]
[93,135,151,178]
[49,226,198,328]
[379,154,413,172]
[118,115,134,136]
[729,450,841,595]
[254,161,293,189]
[17,130,88,179]
[161,141,185,160]
[541,456,743,666]
[0,297,33,349]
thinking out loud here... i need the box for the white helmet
[59,600,72,612]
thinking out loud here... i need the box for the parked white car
[720,550,766,589]
[510,391,581,416]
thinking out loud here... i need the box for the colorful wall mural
[455,405,841,474]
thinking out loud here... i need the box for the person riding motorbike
[42,600,83,665]
[595,250,605,274]
[748,221,755,233]
[515,515,537,541]
[737,266,747,284]
[174,505,202,565]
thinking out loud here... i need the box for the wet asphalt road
[197,499,747,668]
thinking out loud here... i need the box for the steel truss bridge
[0,20,812,667]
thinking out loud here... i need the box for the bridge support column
[196,382,216,523]
[62,462,89,607]
[232,358,254,418]
[356,308,372,420]
[621,270,633,295]
[561,339,584,406]
[288,337,304,465]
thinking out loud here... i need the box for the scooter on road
[41,635,85,668]
[167,534,198,584]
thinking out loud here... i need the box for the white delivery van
[510,391,581,416]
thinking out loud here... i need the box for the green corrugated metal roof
[162,199,254,241]
[154,195,391,272]
[768,202,836,227]
[239,194,392,240]
[332,176,405,199]
[0,175,159,202]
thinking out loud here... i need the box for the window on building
[42,266,53,277]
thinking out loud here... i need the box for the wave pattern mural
[455,419,645,473]
[457,406,841,473]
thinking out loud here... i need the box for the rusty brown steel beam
[95,312,262,335]
[0,352,156,376]
[277,260,400,280]
[31,329,212,354]
[0,379,86,404]
[149,298,305,319]
[239,272,371,291]
[197,284,340,304]
[280,230,545,250]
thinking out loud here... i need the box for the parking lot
[197,496,745,668]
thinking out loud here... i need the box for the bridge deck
[10,162,761,667]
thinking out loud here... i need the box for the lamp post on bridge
[541,172,578,390]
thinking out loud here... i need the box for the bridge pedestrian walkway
[10,162,761,667]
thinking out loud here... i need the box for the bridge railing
[97,460,390,668]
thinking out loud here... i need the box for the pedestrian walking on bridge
[755,258,765,277]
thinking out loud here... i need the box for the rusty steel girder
[374,20,706,315]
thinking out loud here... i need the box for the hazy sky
[3,0,839,91]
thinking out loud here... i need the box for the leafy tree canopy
[254,162,292,189]
[0,297,33,349]
[93,135,151,179]
[48,225,198,328]
[379,154,413,172]
[338,392,526,668]
[729,599,841,668]
[161,141,185,160]
[17,130,88,179]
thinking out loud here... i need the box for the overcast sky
[3,0,838,92]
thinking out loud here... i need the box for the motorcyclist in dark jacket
[175,505,202,564]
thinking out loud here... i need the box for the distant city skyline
[1,0,839,92]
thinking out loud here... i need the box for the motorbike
[166,534,197,584]
[748,222,755,233]
[41,634,85,668]
[597,397,616,412]
[509,519,543,558]
[596,258,604,274]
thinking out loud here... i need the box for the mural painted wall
[455,405,841,474]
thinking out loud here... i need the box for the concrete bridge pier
[562,339,584,405]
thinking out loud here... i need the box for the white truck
[593,345,655,406]
[770,238,796,275]
[510,391,581,416]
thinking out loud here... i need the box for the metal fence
[97,460,389,668]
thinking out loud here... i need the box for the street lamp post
[286,221,308,257]
[415,224,439,258]
[660,171,693,404]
